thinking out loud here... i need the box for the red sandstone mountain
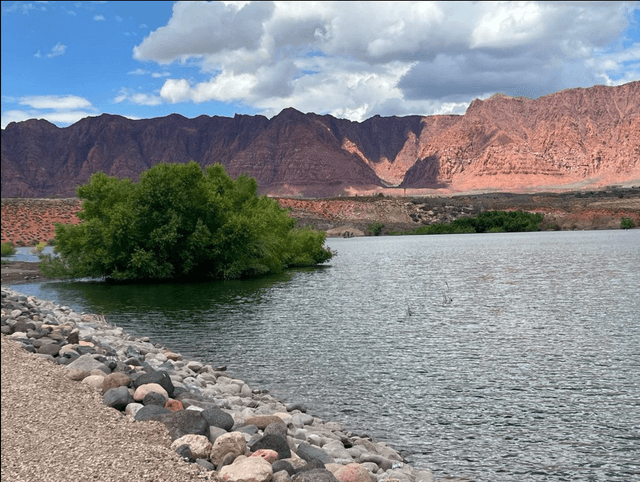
[2,82,638,198]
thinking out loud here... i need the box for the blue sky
[2,1,639,129]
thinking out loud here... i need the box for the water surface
[12,230,640,482]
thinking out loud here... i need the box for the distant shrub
[621,217,635,229]
[369,222,384,236]
[35,241,47,252]
[1,242,16,257]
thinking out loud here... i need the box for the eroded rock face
[2,82,638,200]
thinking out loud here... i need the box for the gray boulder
[66,354,110,374]
[161,410,210,441]
[292,469,339,482]
[295,443,334,465]
[134,404,171,422]
[103,386,134,411]
[249,434,291,460]
[201,406,234,431]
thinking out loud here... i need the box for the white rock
[171,434,212,460]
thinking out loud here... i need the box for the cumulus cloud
[2,95,96,128]
[93,14,105,21]
[128,1,639,121]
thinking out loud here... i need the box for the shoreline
[2,286,459,482]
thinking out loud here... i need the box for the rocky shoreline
[2,287,457,482]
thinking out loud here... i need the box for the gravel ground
[1,334,216,482]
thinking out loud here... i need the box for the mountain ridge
[2,81,639,198]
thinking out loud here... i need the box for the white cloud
[19,95,92,110]
[46,42,67,58]
[128,68,149,75]
[2,95,96,129]
[151,71,171,78]
[114,88,162,106]
[129,1,640,120]
[93,14,105,21]
[33,50,41,58]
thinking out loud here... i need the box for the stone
[101,372,131,393]
[134,404,171,422]
[264,422,288,438]
[164,399,184,412]
[273,470,293,482]
[210,432,247,467]
[125,402,144,417]
[249,434,291,460]
[161,409,210,441]
[174,444,193,461]
[272,460,296,476]
[66,354,110,374]
[286,403,308,413]
[142,391,168,407]
[322,441,352,461]
[333,464,371,482]
[133,383,169,402]
[196,459,216,471]
[359,455,392,471]
[413,470,435,482]
[103,386,134,410]
[201,406,235,431]
[81,375,106,390]
[132,370,175,397]
[219,456,273,482]
[209,426,228,444]
[295,443,334,465]
[292,413,314,427]
[245,415,288,430]
[37,343,60,356]
[251,449,279,464]
[292,469,340,482]
[164,350,181,361]
[65,368,89,381]
[170,434,212,460]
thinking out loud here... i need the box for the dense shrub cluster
[41,162,332,281]
[1,242,16,257]
[391,210,544,236]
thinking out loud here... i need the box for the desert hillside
[2,82,638,198]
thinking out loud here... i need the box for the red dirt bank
[2,190,638,246]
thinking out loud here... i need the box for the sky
[1,1,639,129]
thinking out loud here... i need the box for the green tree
[1,242,16,256]
[42,162,332,281]
[368,222,384,236]
[621,217,635,229]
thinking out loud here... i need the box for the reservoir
[11,230,640,482]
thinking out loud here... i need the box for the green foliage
[621,217,635,229]
[389,210,543,236]
[35,241,47,252]
[1,242,16,257]
[368,222,384,236]
[44,162,332,281]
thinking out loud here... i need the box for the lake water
[10,230,640,482]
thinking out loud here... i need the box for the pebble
[1,287,436,482]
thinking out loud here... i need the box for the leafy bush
[42,162,332,281]
[368,222,384,236]
[35,241,47,252]
[1,242,16,257]
[389,211,543,236]
[621,217,635,229]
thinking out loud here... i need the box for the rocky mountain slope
[2,82,638,198]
